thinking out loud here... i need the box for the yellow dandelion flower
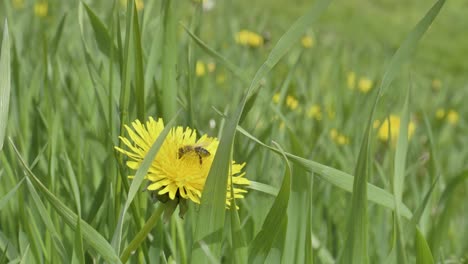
[301,35,314,48]
[196,61,206,77]
[207,62,216,73]
[307,104,322,120]
[376,115,416,143]
[115,117,250,208]
[12,0,25,9]
[34,1,48,18]
[286,95,299,111]
[272,93,281,104]
[235,30,264,48]
[358,77,373,93]
[347,72,356,90]
[432,79,441,91]
[435,108,445,120]
[446,109,459,125]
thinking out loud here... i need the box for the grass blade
[81,3,118,59]
[238,126,413,218]
[72,217,85,264]
[111,112,179,253]
[160,0,178,120]
[0,178,24,211]
[10,139,121,264]
[0,19,10,152]
[392,88,410,264]
[415,227,434,264]
[192,1,332,261]
[248,142,291,264]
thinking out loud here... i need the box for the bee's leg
[199,155,203,165]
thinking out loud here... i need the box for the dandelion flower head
[115,117,250,207]
[235,30,264,48]
[376,115,416,143]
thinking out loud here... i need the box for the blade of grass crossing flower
[191,108,242,262]
[0,178,24,211]
[0,20,10,152]
[10,140,121,264]
[160,0,178,120]
[132,1,145,121]
[193,1,332,261]
[392,88,410,264]
[248,142,291,264]
[415,227,434,264]
[237,126,413,218]
[72,217,85,264]
[81,3,118,60]
[111,112,180,253]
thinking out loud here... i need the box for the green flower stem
[120,204,165,263]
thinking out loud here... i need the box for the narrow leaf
[249,142,291,264]
[0,20,11,151]
[415,227,434,264]
[111,112,180,253]
[10,140,121,264]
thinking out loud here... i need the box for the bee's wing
[194,140,211,148]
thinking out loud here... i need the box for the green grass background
[0,0,466,263]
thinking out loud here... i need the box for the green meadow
[0,0,466,263]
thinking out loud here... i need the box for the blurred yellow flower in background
[446,109,459,125]
[330,128,350,145]
[376,115,416,143]
[207,62,216,73]
[432,79,442,91]
[272,93,281,104]
[286,95,299,111]
[307,105,322,120]
[347,72,356,90]
[120,0,144,11]
[235,30,264,48]
[435,108,445,119]
[358,77,373,93]
[12,0,25,9]
[301,35,314,48]
[196,61,206,77]
[34,1,48,17]
[216,73,226,84]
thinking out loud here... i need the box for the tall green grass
[1,0,466,263]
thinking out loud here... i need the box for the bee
[178,144,211,165]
